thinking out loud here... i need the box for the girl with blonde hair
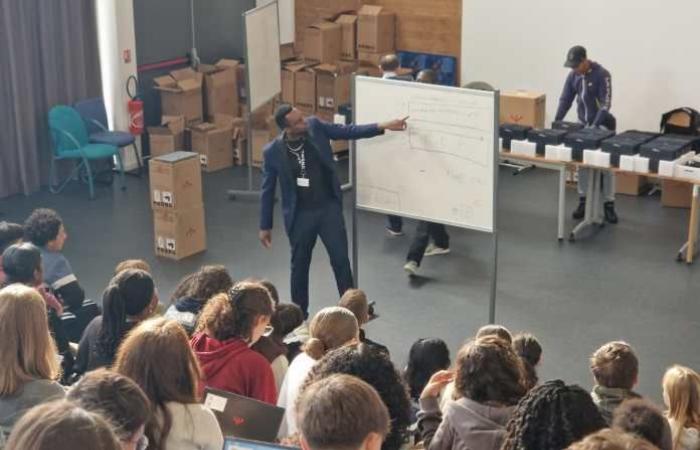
[277,306,359,438]
[663,365,700,450]
[0,284,64,442]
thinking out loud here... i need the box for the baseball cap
[564,45,587,68]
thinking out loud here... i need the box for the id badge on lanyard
[292,148,309,188]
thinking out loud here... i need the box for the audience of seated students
[513,333,542,390]
[277,306,360,438]
[404,337,450,423]
[302,343,412,450]
[23,208,98,342]
[591,341,642,424]
[296,374,390,450]
[74,269,157,376]
[67,369,151,450]
[612,398,672,450]
[418,335,526,450]
[501,379,607,450]
[190,281,277,404]
[339,288,389,355]
[662,365,700,450]
[1,243,74,377]
[165,265,233,335]
[5,400,122,450]
[114,317,224,450]
[252,302,305,391]
[567,428,662,450]
[0,221,23,285]
[0,284,65,443]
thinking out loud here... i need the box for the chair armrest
[89,118,109,132]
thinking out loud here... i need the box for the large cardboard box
[357,63,382,78]
[281,61,310,104]
[336,14,358,60]
[500,90,546,128]
[662,179,692,208]
[251,129,271,167]
[190,115,235,172]
[154,205,206,260]
[280,43,296,62]
[149,151,203,211]
[147,116,186,158]
[199,59,240,120]
[154,68,204,124]
[304,22,342,64]
[295,68,317,115]
[357,5,395,54]
[615,173,649,196]
[315,63,354,114]
[357,50,384,67]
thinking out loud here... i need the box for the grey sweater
[0,379,65,440]
[417,396,513,450]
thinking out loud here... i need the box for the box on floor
[149,151,203,211]
[147,116,186,158]
[153,68,204,124]
[190,114,236,172]
[154,205,206,260]
[662,180,692,208]
[315,62,354,114]
[615,173,649,196]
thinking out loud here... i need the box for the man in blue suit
[259,104,408,317]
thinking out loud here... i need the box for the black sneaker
[604,202,618,224]
[572,197,586,220]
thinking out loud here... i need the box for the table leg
[558,166,566,241]
[685,185,700,264]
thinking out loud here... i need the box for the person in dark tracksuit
[380,54,414,237]
[259,105,408,318]
[403,70,451,277]
[555,45,618,224]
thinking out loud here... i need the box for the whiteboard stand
[227,1,281,201]
[350,76,500,323]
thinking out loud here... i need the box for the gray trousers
[578,169,616,202]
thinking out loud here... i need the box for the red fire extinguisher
[127,75,144,136]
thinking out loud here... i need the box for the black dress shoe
[604,201,618,224]
[572,197,586,220]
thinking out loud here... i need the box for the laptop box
[499,123,532,151]
[552,120,584,132]
[639,135,699,172]
[600,131,658,167]
[527,128,568,156]
[563,128,616,161]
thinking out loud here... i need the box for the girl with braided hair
[501,380,606,450]
[190,281,276,404]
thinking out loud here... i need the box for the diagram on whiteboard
[354,76,497,232]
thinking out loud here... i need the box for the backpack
[660,107,700,135]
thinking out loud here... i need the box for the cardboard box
[304,22,342,64]
[357,63,382,78]
[153,68,204,124]
[154,205,206,260]
[281,60,311,104]
[616,173,649,196]
[148,116,186,158]
[251,100,275,129]
[251,129,271,166]
[149,151,203,211]
[233,137,247,166]
[662,180,692,208]
[336,14,358,60]
[315,62,354,114]
[357,50,384,67]
[199,59,240,120]
[357,5,395,54]
[295,68,317,114]
[280,43,296,62]
[190,115,235,172]
[500,90,546,128]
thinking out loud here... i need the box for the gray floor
[2,163,699,404]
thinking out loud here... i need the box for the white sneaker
[424,243,450,257]
[386,227,404,237]
[403,261,418,276]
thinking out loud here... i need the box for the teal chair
[48,105,125,199]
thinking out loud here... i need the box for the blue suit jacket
[259,116,384,235]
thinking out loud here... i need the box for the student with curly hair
[23,208,99,342]
[302,343,412,450]
[166,265,234,335]
[512,333,543,391]
[500,379,606,450]
[591,341,641,424]
[191,281,276,404]
[662,365,700,450]
[612,398,672,450]
[418,336,525,450]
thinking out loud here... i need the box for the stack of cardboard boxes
[149,151,206,260]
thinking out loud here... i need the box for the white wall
[96,0,140,170]
[461,1,700,131]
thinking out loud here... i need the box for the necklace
[286,141,304,153]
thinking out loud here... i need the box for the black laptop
[204,387,285,443]
[223,437,300,450]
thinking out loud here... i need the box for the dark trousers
[387,215,403,232]
[289,201,353,317]
[406,221,450,266]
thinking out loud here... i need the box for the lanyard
[287,142,307,179]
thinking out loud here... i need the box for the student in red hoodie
[190,281,277,404]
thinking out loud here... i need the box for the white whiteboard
[256,0,294,44]
[244,2,281,111]
[354,76,497,233]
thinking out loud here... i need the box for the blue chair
[74,97,143,175]
[48,105,125,199]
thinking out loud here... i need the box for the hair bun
[304,337,326,360]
